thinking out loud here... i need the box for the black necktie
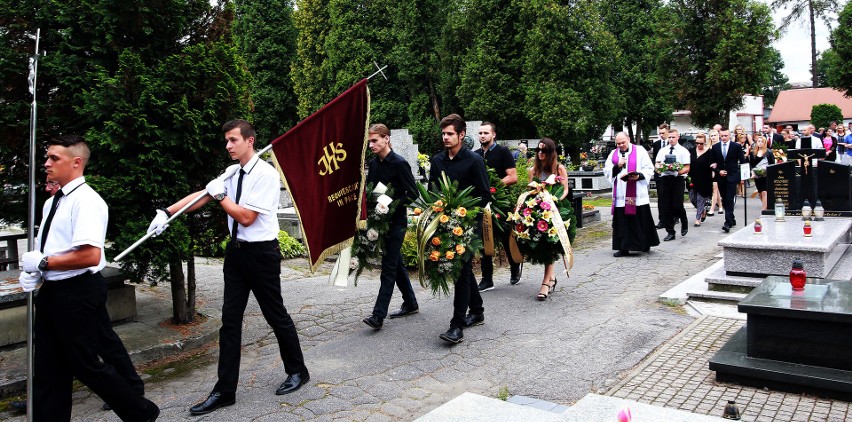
[669,146,674,154]
[231,170,245,241]
[40,190,65,253]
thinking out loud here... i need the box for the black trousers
[372,221,418,319]
[719,180,738,227]
[657,175,687,234]
[480,222,519,282]
[215,240,308,393]
[451,258,484,329]
[34,272,157,422]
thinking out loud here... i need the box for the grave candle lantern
[813,200,825,221]
[753,218,762,234]
[803,220,812,237]
[774,203,785,222]
[789,259,806,291]
[801,200,812,221]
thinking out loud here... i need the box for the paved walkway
[1,189,848,421]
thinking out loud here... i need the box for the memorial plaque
[767,161,797,211]
[817,161,852,211]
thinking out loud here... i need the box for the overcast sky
[770,1,837,84]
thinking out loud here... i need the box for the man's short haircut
[222,119,256,140]
[658,123,669,131]
[669,128,679,136]
[368,123,390,137]
[440,113,466,135]
[480,121,497,134]
[49,135,91,167]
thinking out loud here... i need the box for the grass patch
[497,386,510,401]
[141,349,218,384]
[574,220,612,250]
[581,196,613,207]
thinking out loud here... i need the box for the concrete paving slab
[415,392,566,422]
[563,393,728,421]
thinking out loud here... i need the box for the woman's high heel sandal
[537,279,557,301]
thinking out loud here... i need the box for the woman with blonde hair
[706,130,723,216]
[528,138,570,301]
[749,135,775,210]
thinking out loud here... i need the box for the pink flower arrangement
[537,220,549,232]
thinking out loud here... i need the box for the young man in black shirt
[362,124,420,330]
[429,114,491,344]
[474,121,521,291]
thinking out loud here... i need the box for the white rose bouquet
[351,182,398,283]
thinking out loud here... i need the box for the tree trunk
[428,79,441,121]
[635,116,643,145]
[809,0,817,88]
[626,118,635,144]
[169,257,191,324]
[187,256,196,319]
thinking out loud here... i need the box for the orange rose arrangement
[412,172,483,296]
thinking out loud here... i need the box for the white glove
[147,210,170,236]
[206,178,226,199]
[18,271,41,292]
[21,250,45,273]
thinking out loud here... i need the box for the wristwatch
[38,256,48,271]
[213,193,225,201]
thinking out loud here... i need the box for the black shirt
[366,150,418,224]
[429,147,491,207]
[475,143,516,178]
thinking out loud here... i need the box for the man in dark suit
[761,124,783,149]
[710,128,745,232]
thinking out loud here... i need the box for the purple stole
[611,147,638,216]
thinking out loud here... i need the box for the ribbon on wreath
[510,177,574,274]
[482,203,494,257]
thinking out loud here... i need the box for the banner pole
[25,27,41,422]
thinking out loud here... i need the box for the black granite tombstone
[767,161,797,211]
[817,161,852,211]
[787,149,826,207]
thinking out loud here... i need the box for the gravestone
[817,161,852,211]
[767,161,797,211]
[390,129,420,179]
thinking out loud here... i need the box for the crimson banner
[271,79,369,270]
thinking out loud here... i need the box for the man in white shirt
[604,132,659,256]
[654,129,691,241]
[19,135,159,422]
[149,120,309,416]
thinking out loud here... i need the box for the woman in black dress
[688,132,713,226]
[749,135,775,210]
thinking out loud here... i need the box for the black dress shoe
[655,222,664,229]
[663,233,676,241]
[276,372,310,395]
[722,225,730,233]
[363,315,383,329]
[388,304,419,319]
[613,250,631,257]
[731,220,737,227]
[681,226,688,236]
[439,327,464,344]
[477,279,494,292]
[10,400,26,413]
[463,313,484,327]
[189,392,235,415]
[144,406,160,422]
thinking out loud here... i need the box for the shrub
[401,225,419,268]
[810,104,843,130]
[278,230,306,258]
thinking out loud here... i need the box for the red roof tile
[768,88,852,123]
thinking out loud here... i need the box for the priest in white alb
[603,132,660,257]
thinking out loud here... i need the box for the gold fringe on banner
[482,203,494,257]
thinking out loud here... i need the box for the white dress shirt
[654,143,691,177]
[223,154,281,242]
[37,176,108,280]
